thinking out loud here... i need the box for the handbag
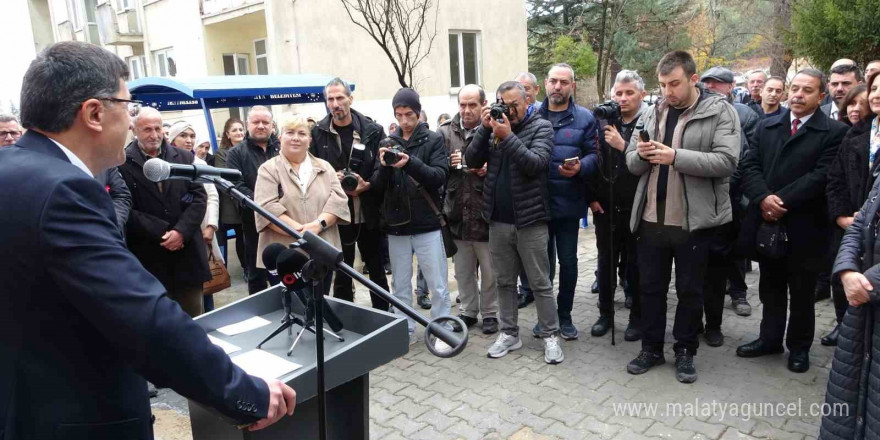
[203,247,231,295]
[412,179,458,258]
[755,221,789,259]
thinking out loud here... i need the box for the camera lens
[341,173,359,192]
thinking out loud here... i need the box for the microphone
[276,247,310,290]
[262,243,288,276]
[143,158,242,183]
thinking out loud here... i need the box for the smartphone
[563,157,579,167]
[639,130,650,142]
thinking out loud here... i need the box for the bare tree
[340,0,440,88]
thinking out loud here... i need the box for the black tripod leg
[256,317,294,349]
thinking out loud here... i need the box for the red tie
[791,118,800,136]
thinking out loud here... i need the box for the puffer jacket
[821,175,880,440]
[438,114,488,241]
[538,96,599,219]
[465,110,554,229]
[625,85,740,233]
[369,122,448,235]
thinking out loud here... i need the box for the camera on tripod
[341,143,366,192]
[380,137,405,166]
[593,101,622,128]
[489,99,510,122]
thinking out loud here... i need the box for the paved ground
[153,224,837,440]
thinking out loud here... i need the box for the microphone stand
[204,175,467,440]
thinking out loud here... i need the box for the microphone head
[143,158,171,182]
[276,248,310,277]
[261,243,288,272]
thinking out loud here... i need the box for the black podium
[189,285,409,440]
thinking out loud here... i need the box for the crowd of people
[5,41,880,437]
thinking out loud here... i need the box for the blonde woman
[254,114,350,293]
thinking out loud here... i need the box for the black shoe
[385,263,392,275]
[815,285,831,302]
[482,317,499,334]
[458,314,478,328]
[517,293,534,309]
[416,293,431,309]
[736,339,784,358]
[704,328,724,347]
[456,296,461,304]
[591,279,599,293]
[148,385,158,398]
[696,322,704,335]
[591,315,611,336]
[624,321,642,341]
[821,325,840,346]
[788,351,810,373]
[624,296,633,309]
[674,350,697,383]
[627,351,665,375]
[362,264,369,275]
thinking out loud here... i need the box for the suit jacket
[737,108,849,269]
[0,131,268,440]
[94,166,132,233]
[118,140,211,289]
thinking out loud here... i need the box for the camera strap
[408,177,447,227]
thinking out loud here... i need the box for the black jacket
[465,111,553,229]
[118,141,211,289]
[370,122,448,235]
[225,134,280,201]
[827,121,878,223]
[589,106,646,213]
[438,114,488,241]
[737,108,848,270]
[95,166,132,233]
[0,132,267,440]
[310,109,385,229]
[822,176,880,440]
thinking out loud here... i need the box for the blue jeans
[548,218,580,321]
[388,230,452,333]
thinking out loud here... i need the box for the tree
[552,35,599,80]
[791,0,880,70]
[339,0,440,88]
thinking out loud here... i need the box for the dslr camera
[340,143,367,192]
[489,99,510,122]
[593,101,622,128]
[380,137,405,166]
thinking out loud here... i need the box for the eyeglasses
[0,130,21,138]
[96,97,145,114]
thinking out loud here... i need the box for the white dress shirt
[49,138,93,177]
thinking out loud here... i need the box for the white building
[23,0,528,136]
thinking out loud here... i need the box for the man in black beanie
[370,88,453,349]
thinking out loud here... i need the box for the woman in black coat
[819,71,880,440]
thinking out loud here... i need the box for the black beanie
[392,88,422,115]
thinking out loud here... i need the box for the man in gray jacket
[625,51,740,383]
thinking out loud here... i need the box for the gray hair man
[0,114,22,147]
[514,72,540,107]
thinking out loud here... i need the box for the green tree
[792,0,880,70]
[551,35,598,80]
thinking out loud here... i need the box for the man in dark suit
[118,107,211,317]
[0,41,294,440]
[736,69,849,373]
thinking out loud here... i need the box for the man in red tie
[735,69,849,373]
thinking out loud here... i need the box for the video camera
[593,101,622,128]
[380,137,405,166]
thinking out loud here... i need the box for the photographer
[370,88,451,347]
[310,77,390,311]
[588,70,649,342]
[466,81,563,365]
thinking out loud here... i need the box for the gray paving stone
[414,410,462,432]
[385,413,427,437]
[396,384,436,403]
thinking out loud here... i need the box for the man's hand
[641,141,676,165]
[248,379,296,431]
[450,151,462,167]
[160,230,185,251]
[760,195,788,222]
[345,174,370,197]
[202,225,216,245]
[558,159,581,178]
[378,147,409,169]
[840,270,874,306]
[480,106,493,129]
[604,125,626,152]
[837,215,856,229]
[489,113,512,141]
[474,165,488,177]
[590,201,604,214]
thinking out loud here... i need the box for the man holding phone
[536,63,599,340]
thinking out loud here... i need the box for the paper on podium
[216,316,271,336]
[207,335,241,355]
[231,349,302,380]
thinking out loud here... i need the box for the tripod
[255,286,344,355]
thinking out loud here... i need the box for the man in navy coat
[0,41,295,439]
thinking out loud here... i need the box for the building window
[117,0,132,11]
[154,48,176,77]
[128,56,145,80]
[67,0,84,30]
[448,31,480,88]
[222,53,250,76]
[254,39,268,75]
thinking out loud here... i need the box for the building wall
[202,10,267,76]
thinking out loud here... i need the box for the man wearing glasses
[0,114,22,147]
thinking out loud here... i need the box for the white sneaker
[409,332,419,346]
[487,332,522,358]
[544,335,564,364]
[434,338,452,353]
